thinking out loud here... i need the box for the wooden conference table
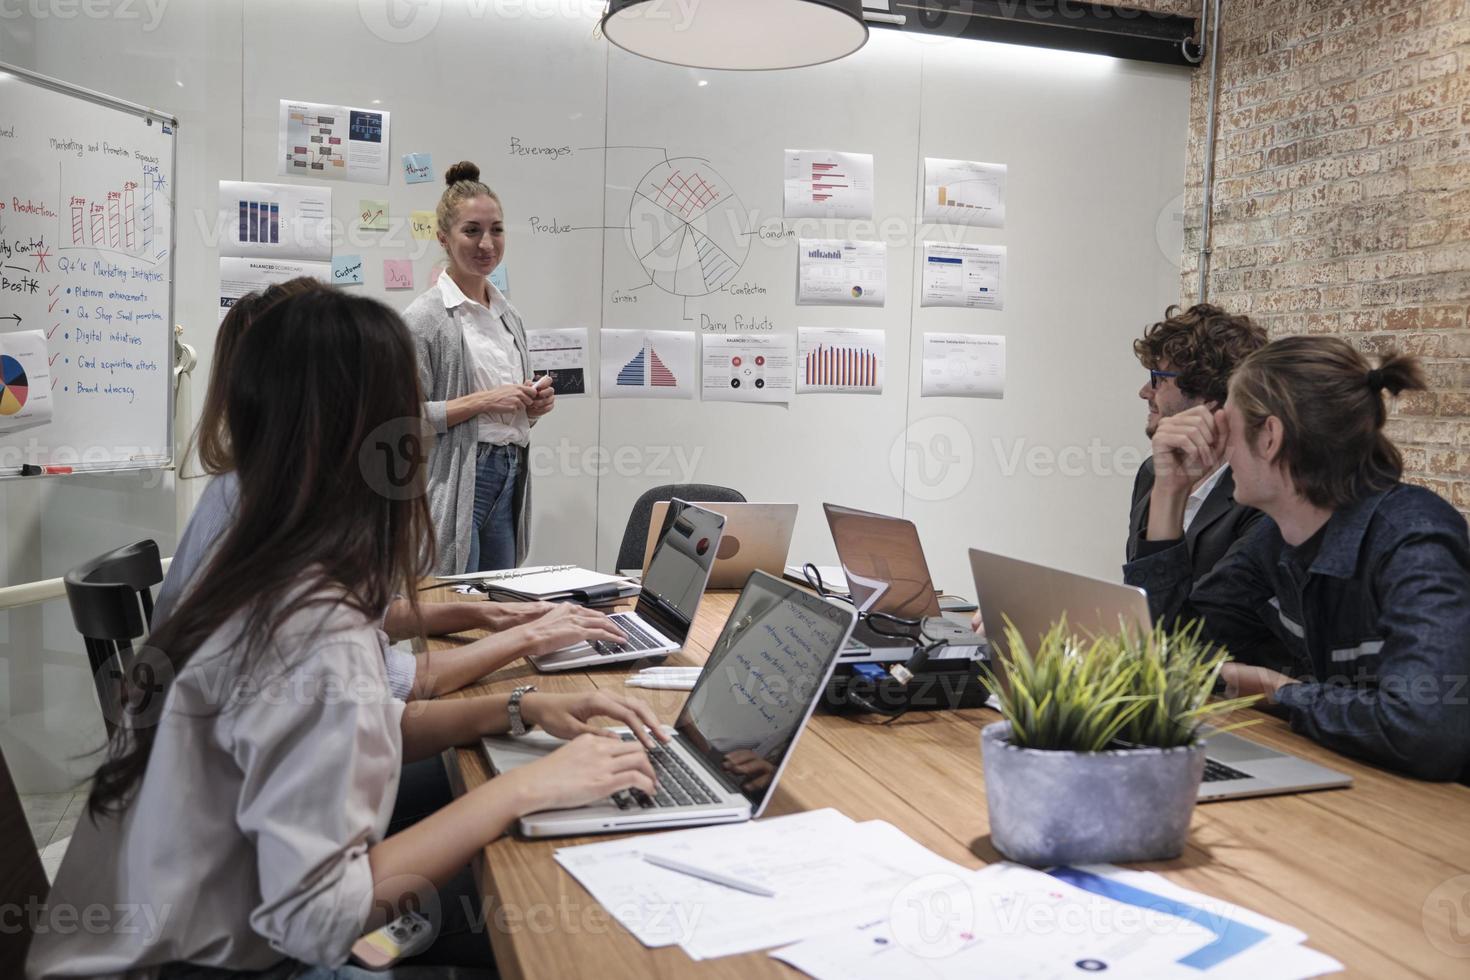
[429,586,1470,979]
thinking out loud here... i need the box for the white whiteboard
[236,5,1186,587]
[0,64,175,476]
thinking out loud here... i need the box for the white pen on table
[625,677,697,690]
[641,853,776,897]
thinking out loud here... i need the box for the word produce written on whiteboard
[0,65,175,473]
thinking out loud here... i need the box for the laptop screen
[640,500,725,641]
[674,573,855,812]
[824,503,942,618]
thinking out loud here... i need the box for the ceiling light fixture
[601,0,869,71]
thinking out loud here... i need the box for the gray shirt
[155,474,417,700]
[27,597,403,977]
[403,282,533,575]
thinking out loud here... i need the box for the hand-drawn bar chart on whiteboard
[2,63,176,473]
[600,329,694,399]
[64,160,171,263]
[797,327,885,394]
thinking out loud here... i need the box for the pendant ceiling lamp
[601,0,869,71]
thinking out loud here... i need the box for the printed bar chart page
[797,327,885,394]
[783,149,874,220]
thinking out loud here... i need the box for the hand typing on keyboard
[594,615,662,655]
[517,690,667,748]
[613,737,724,809]
[512,604,628,659]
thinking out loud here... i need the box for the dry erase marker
[532,374,553,391]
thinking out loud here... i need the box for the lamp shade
[601,0,870,71]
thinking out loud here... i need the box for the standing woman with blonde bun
[404,161,554,573]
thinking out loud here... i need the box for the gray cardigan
[402,287,533,575]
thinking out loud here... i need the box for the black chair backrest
[615,484,746,573]
[63,539,162,735]
[0,745,50,966]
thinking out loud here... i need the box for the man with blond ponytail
[1125,336,1470,781]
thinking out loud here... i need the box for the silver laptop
[529,501,725,672]
[824,502,984,660]
[644,501,798,589]
[484,571,857,837]
[968,547,1353,803]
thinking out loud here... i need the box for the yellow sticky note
[359,200,388,231]
[410,210,437,240]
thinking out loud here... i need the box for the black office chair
[615,484,746,573]
[63,539,162,736]
[0,744,50,966]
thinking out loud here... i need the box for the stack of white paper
[553,809,975,961]
[771,862,1342,980]
[436,564,637,601]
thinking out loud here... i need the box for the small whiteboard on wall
[0,63,177,478]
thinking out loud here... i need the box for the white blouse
[435,271,530,447]
[28,595,404,978]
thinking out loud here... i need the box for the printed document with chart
[922,333,1005,398]
[278,99,392,184]
[923,158,1006,227]
[784,149,875,220]
[921,241,1006,310]
[797,239,886,307]
[216,180,333,322]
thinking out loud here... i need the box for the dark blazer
[1126,458,1265,585]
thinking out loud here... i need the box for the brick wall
[1176,0,1470,516]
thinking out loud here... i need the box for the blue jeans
[466,443,519,573]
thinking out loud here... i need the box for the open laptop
[824,503,984,660]
[644,501,798,589]
[484,571,857,836]
[528,501,725,672]
[968,547,1353,802]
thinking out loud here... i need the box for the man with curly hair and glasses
[1128,304,1269,588]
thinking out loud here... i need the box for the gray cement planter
[981,721,1206,867]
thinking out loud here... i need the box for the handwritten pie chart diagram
[628,158,749,297]
[0,355,29,416]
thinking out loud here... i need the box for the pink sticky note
[428,266,443,287]
[383,259,414,290]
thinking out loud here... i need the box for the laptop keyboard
[1203,758,1253,783]
[612,735,722,810]
[594,615,664,656]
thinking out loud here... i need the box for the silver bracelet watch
[508,685,537,736]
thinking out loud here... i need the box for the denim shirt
[1124,483,1470,782]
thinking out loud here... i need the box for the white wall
[0,1,1187,790]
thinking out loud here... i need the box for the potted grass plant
[979,618,1258,866]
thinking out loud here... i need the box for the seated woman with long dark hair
[29,289,664,978]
